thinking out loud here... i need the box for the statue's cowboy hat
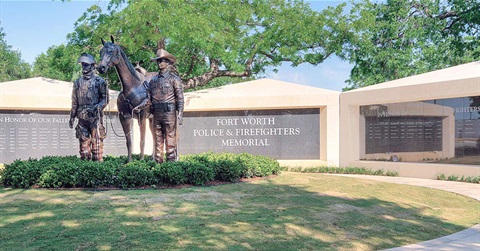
[151,49,176,64]
[77,53,96,64]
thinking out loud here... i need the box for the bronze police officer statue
[69,53,109,161]
[134,49,184,163]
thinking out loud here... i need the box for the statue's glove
[177,111,183,125]
[92,105,101,113]
[132,106,142,115]
[133,99,149,115]
[69,117,75,129]
[87,105,102,117]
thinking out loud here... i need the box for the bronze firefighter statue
[69,53,109,161]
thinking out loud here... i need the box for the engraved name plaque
[0,110,127,163]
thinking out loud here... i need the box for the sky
[0,0,353,92]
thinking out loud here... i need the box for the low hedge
[437,173,480,184]
[0,152,280,189]
[283,166,399,176]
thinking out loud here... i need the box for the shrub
[372,169,385,176]
[0,165,3,186]
[2,158,43,188]
[1,152,281,189]
[159,161,187,185]
[386,171,399,176]
[183,152,246,182]
[214,158,245,182]
[472,177,480,183]
[77,161,108,188]
[38,169,62,188]
[283,166,398,177]
[436,173,480,184]
[184,161,214,186]
[38,162,80,188]
[235,153,279,178]
[116,161,155,189]
[236,153,263,177]
[253,155,280,177]
[181,152,212,164]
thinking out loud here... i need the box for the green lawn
[1,172,478,251]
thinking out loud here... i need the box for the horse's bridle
[99,43,120,71]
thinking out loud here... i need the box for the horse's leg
[149,117,156,161]
[120,114,134,162]
[138,116,146,161]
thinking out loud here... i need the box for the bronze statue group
[69,47,184,163]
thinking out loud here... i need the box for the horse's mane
[116,44,143,82]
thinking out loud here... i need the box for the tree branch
[437,6,479,32]
[182,53,197,78]
[245,22,266,27]
[259,51,290,62]
[182,58,252,89]
[443,18,461,32]
[437,10,458,20]
[411,3,433,18]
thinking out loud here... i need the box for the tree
[55,0,350,90]
[0,27,32,82]
[33,44,82,82]
[341,0,480,90]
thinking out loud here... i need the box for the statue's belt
[152,102,175,112]
[78,104,95,109]
[77,104,100,119]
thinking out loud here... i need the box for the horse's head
[98,36,121,74]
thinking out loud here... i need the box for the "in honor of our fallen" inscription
[0,110,127,164]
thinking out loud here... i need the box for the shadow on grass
[0,174,476,251]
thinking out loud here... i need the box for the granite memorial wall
[364,116,443,154]
[179,108,320,159]
[360,96,480,163]
[0,110,127,164]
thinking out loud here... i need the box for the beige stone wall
[135,79,341,166]
[0,77,125,164]
[0,77,119,111]
[359,102,455,162]
[1,78,341,166]
[340,61,480,178]
[2,65,479,180]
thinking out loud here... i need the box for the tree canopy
[32,0,480,91]
[341,0,480,90]
[33,44,81,82]
[0,27,32,82]
[37,0,349,90]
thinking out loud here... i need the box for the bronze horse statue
[97,36,156,162]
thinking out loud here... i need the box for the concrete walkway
[331,174,480,251]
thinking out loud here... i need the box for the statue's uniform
[70,76,108,161]
[148,71,184,163]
